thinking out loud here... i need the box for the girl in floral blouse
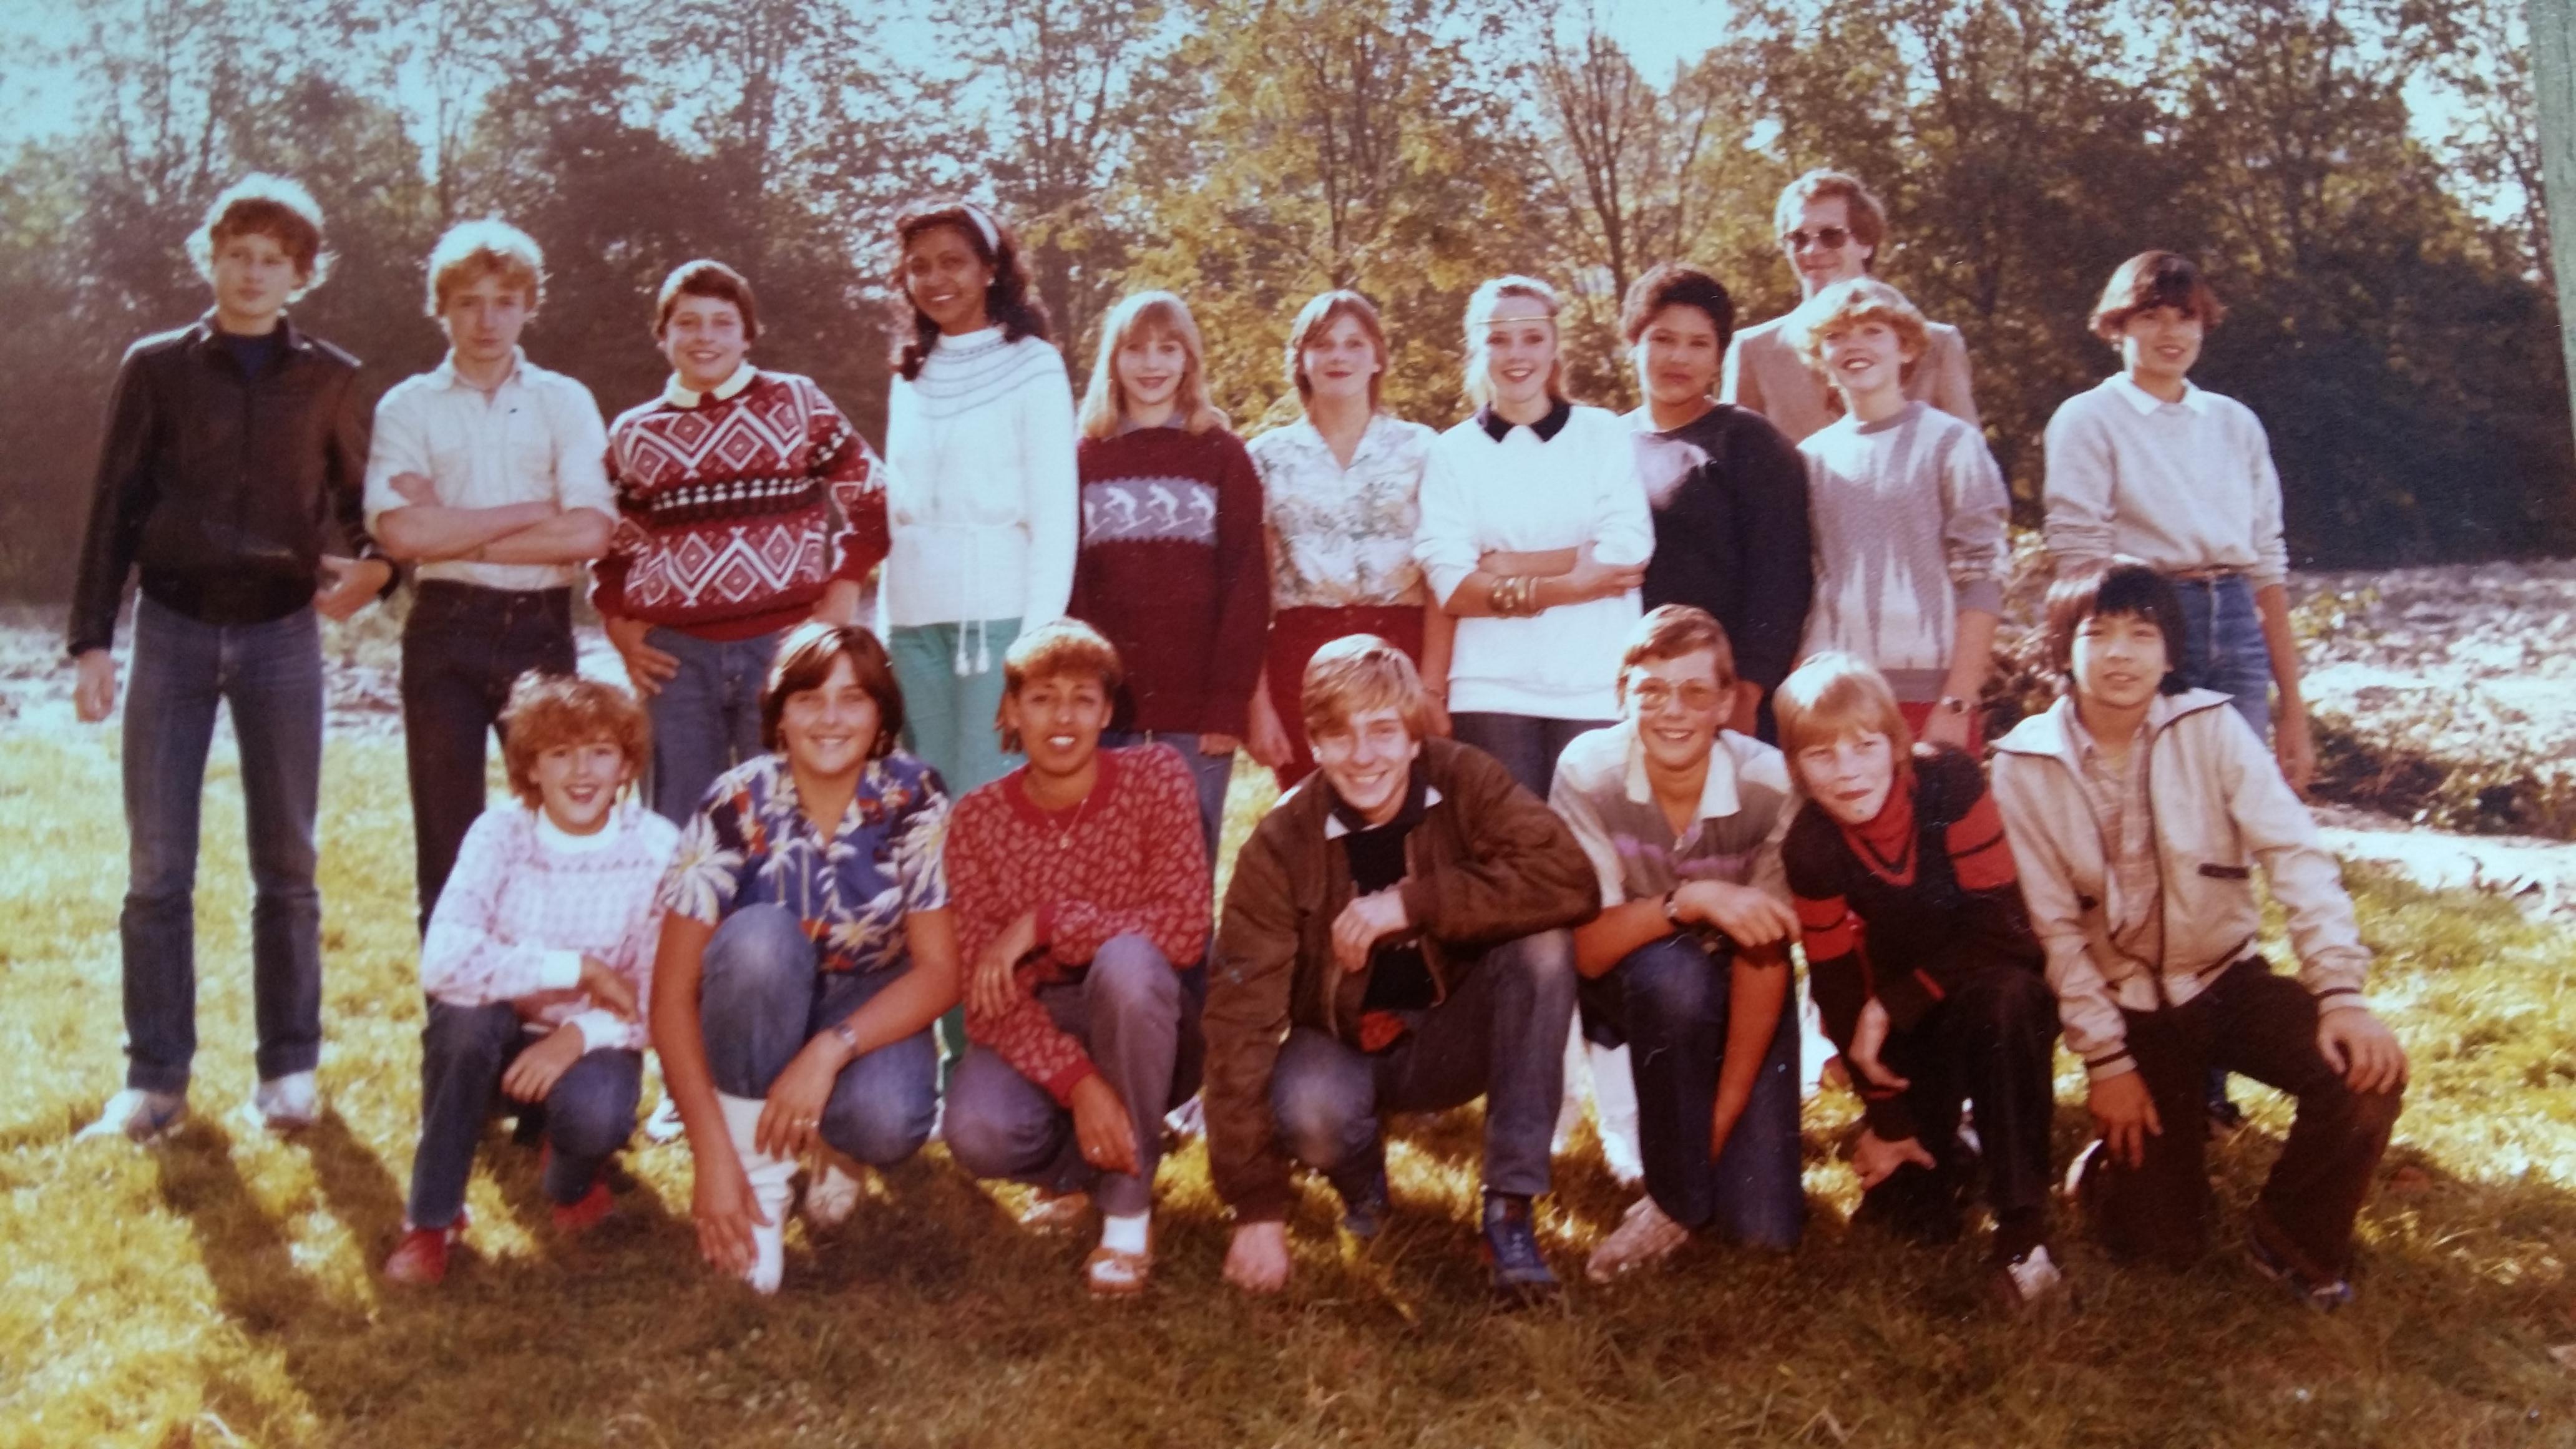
[1244,290,1453,786]
[649,622,960,1292]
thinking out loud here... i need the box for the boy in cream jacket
[1990,560,2406,1311]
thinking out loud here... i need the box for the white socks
[1100,1210,1151,1257]
[715,1093,798,1293]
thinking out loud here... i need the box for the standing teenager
[367,219,615,929]
[1065,290,1267,857]
[1787,278,2009,751]
[1620,264,1812,743]
[70,175,393,1141]
[651,624,957,1293]
[1245,290,1452,787]
[595,260,886,824]
[1412,275,1654,801]
[1722,169,1978,444]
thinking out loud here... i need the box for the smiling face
[210,230,305,332]
[1623,648,1729,778]
[2118,305,2205,392]
[1301,312,1383,409]
[2070,609,2171,713]
[1003,670,1113,782]
[778,655,882,783]
[1783,194,1871,293]
[1816,317,1913,404]
[1311,705,1422,827]
[903,223,996,336]
[659,294,749,393]
[1795,730,1898,827]
[1632,303,1722,414]
[1479,298,1559,413]
[1115,329,1188,421]
[530,738,633,836]
[441,271,533,373]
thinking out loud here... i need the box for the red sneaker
[552,1180,613,1236]
[384,1222,462,1286]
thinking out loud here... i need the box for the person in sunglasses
[1721,170,1978,444]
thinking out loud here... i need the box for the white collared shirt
[364,349,615,590]
[2040,373,2288,587]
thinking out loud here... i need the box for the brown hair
[2089,250,2227,341]
[655,258,759,341]
[1286,290,1390,411]
[995,618,1124,752]
[425,218,544,318]
[760,622,907,755]
[1773,653,1915,767]
[188,174,331,296]
[1619,264,1736,351]
[497,671,651,809]
[1773,168,1887,260]
[1078,290,1227,440]
[1785,277,1930,376]
[2042,558,2192,693]
[1617,605,1737,704]
[1302,635,1437,744]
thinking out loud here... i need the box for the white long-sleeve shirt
[881,328,1080,637]
[362,351,615,591]
[1413,402,1654,720]
[2041,374,2290,588]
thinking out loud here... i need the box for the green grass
[3,729,2574,1448]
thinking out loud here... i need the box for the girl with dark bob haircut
[759,622,908,756]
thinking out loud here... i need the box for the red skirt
[1266,605,1428,789]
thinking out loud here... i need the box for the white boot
[715,1093,797,1294]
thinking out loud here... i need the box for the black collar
[190,310,308,360]
[1327,759,1431,837]
[1475,398,1573,442]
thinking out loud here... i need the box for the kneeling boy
[386,673,680,1285]
[1206,636,1599,1301]
[1777,652,2063,1305]
[1991,560,2406,1309]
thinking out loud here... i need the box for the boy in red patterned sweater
[595,259,889,821]
[940,620,1211,1295]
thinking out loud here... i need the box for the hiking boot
[79,1088,188,1144]
[1480,1193,1559,1304]
[1584,1195,1690,1283]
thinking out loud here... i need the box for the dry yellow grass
[2,725,2573,1448]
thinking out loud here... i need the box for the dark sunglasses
[1783,226,1853,251]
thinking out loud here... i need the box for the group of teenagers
[67,163,2411,1314]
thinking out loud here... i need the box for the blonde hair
[1773,652,1915,771]
[1301,635,1437,744]
[1078,290,1227,441]
[1285,290,1390,411]
[425,218,545,318]
[1784,277,1929,377]
[1461,275,1568,409]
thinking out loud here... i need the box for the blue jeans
[407,999,642,1229]
[1583,935,1803,1248]
[643,627,782,823]
[1449,713,1613,800]
[943,934,1197,1216]
[401,582,576,927]
[119,596,324,1093]
[1270,929,1578,1202]
[697,904,938,1166]
[2169,573,2271,739]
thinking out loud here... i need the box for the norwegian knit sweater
[593,368,887,641]
[1068,424,1271,736]
[947,746,1211,1105]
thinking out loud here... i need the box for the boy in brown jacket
[1204,636,1599,1302]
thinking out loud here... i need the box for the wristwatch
[1662,890,1686,929]
[1934,695,1971,717]
[831,1019,861,1058]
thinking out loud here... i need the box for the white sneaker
[1584,1195,1691,1283]
[803,1160,862,1231]
[1996,1244,2067,1307]
[1020,1190,1093,1234]
[248,1071,321,1131]
[79,1088,188,1143]
[642,1093,686,1144]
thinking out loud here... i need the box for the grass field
[3,723,2574,1448]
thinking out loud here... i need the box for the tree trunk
[2534,0,2576,434]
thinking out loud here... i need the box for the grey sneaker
[79,1088,188,1143]
[248,1071,321,1132]
[1993,1244,2067,1309]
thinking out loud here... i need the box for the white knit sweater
[881,328,1080,643]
